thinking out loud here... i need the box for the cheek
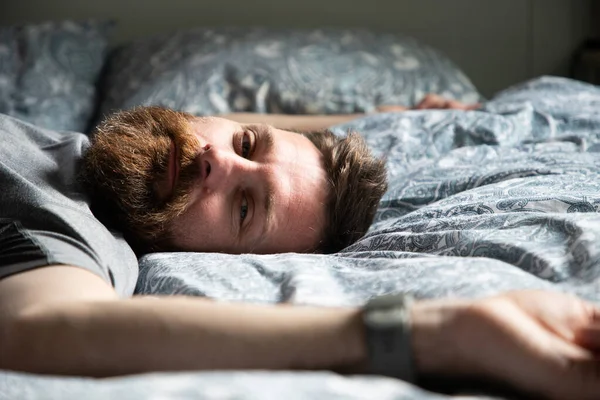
[191,196,224,227]
[291,170,328,227]
[170,195,226,246]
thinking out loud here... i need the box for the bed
[2,20,600,400]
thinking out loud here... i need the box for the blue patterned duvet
[3,76,600,399]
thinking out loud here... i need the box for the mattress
[2,76,600,399]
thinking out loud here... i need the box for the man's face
[155,117,327,254]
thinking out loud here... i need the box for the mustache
[154,141,202,207]
[81,106,202,250]
[157,152,202,212]
[141,133,203,238]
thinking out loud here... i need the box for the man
[1,97,599,400]
[80,107,388,255]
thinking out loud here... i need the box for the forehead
[258,128,327,253]
[190,116,237,139]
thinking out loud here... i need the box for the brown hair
[80,107,200,253]
[302,130,388,253]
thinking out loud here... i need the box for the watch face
[364,294,411,329]
[365,307,406,329]
[368,293,409,308]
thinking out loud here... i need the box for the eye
[240,131,254,159]
[240,192,249,223]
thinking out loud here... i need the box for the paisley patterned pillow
[0,20,112,132]
[0,29,18,116]
[97,28,480,119]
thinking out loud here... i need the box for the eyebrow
[246,124,275,155]
[263,183,275,234]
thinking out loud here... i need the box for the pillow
[0,29,18,115]
[0,20,112,132]
[97,27,480,119]
[135,78,600,304]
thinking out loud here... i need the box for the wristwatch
[362,293,415,382]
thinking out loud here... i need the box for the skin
[5,98,599,399]
[167,117,328,254]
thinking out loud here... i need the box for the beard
[80,106,201,251]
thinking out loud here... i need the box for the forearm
[221,113,366,131]
[2,296,366,377]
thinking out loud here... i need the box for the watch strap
[362,293,415,382]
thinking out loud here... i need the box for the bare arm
[220,113,372,131]
[3,265,600,399]
[0,265,368,376]
[220,95,481,131]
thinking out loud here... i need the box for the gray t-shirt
[0,115,138,296]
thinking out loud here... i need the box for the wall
[593,0,600,38]
[0,0,591,97]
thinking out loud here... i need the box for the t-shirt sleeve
[0,219,114,285]
[0,115,138,296]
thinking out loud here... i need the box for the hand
[376,94,480,113]
[411,291,600,400]
[413,94,481,110]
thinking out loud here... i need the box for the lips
[158,140,213,202]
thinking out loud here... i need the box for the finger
[447,100,467,110]
[534,339,600,400]
[576,318,600,350]
[591,305,600,322]
[415,94,442,109]
[414,100,430,109]
[558,357,600,400]
[445,100,481,110]
[577,326,600,350]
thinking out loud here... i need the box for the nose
[198,144,254,193]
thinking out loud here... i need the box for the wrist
[332,307,369,374]
[410,299,473,377]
